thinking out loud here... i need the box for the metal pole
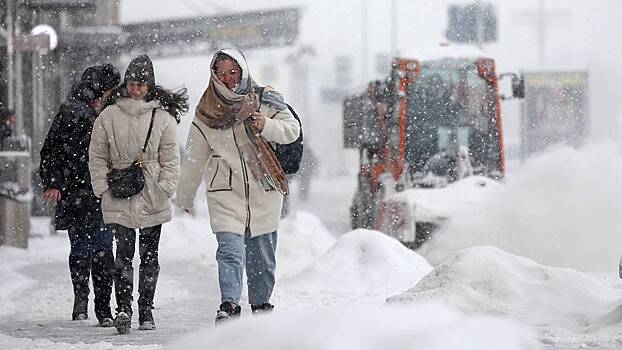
[14,5,23,135]
[361,0,368,82]
[6,0,15,109]
[391,0,397,56]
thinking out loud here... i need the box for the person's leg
[245,231,277,313]
[68,226,91,320]
[112,224,136,315]
[137,225,161,329]
[215,232,245,322]
[90,223,114,325]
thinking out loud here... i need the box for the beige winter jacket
[176,88,300,237]
[89,98,180,229]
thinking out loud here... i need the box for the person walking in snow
[39,64,121,327]
[88,55,188,334]
[176,48,300,324]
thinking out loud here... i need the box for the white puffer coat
[176,88,299,237]
[89,98,180,229]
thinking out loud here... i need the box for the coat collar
[116,98,159,118]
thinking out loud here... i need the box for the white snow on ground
[388,246,622,348]
[0,212,541,349]
[276,229,432,306]
[419,142,622,273]
[167,303,541,350]
[3,143,622,348]
[387,175,501,224]
[275,211,337,278]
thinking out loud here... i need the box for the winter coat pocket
[207,156,233,192]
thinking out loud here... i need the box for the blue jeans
[216,231,277,305]
[68,223,114,258]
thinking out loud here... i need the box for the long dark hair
[107,83,189,123]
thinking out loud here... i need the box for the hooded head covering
[81,63,121,99]
[68,80,97,104]
[210,48,252,96]
[124,55,155,89]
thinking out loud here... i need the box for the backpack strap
[255,86,265,112]
[142,108,156,153]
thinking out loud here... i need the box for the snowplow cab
[345,46,512,247]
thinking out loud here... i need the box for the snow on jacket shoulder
[88,98,180,229]
[176,86,299,237]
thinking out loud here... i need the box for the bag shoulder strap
[142,108,156,153]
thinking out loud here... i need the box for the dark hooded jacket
[39,81,103,230]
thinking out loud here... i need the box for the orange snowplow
[344,46,523,248]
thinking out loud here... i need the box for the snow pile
[387,175,500,224]
[276,211,337,278]
[420,143,622,272]
[167,303,541,350]
[276,229,432,306]
[388,246,622,347]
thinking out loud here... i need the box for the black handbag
[107,108,156,198]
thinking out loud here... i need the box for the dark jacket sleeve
[39,110,71,191]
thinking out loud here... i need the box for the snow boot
[215,302,241,325]
[138,307,156,330]
[113,311,132,335]
[72,298,88,320]
[69,256,90,320]
[99,317,114,327]
[251,303,274,314]
[92,250,114,326]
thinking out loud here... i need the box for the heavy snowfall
[2,0,622,349]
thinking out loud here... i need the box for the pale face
[127,80,149,100]
[214,58,242,91]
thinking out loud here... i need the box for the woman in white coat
[89,55,188,334]
[176,48,300,323]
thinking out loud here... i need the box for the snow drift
[419,143,622,273]
[388,246,622,347]
[276,229,432,306]
[166,303,541,350]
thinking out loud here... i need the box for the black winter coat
[40,88,102,230]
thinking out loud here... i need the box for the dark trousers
[112,224,161,315]
[68,223,114,320]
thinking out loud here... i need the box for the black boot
[137,225,161,330]
[92,250,114,327]
[138,306,156,330]
[113,310,132,335]
[113,225,136,334]
[215,302,242,324]
[69,255,90,320]
[251,303,275,314]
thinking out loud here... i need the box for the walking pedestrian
[176,48,300,323]
[88,55,188,334]
[39,64,121,326]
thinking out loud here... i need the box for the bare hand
[43,188,61,205]
[250,111,265,131]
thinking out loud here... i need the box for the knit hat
[81,63,121,99]
[124,55,155,88]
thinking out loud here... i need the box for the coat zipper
[232,125,251,230]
